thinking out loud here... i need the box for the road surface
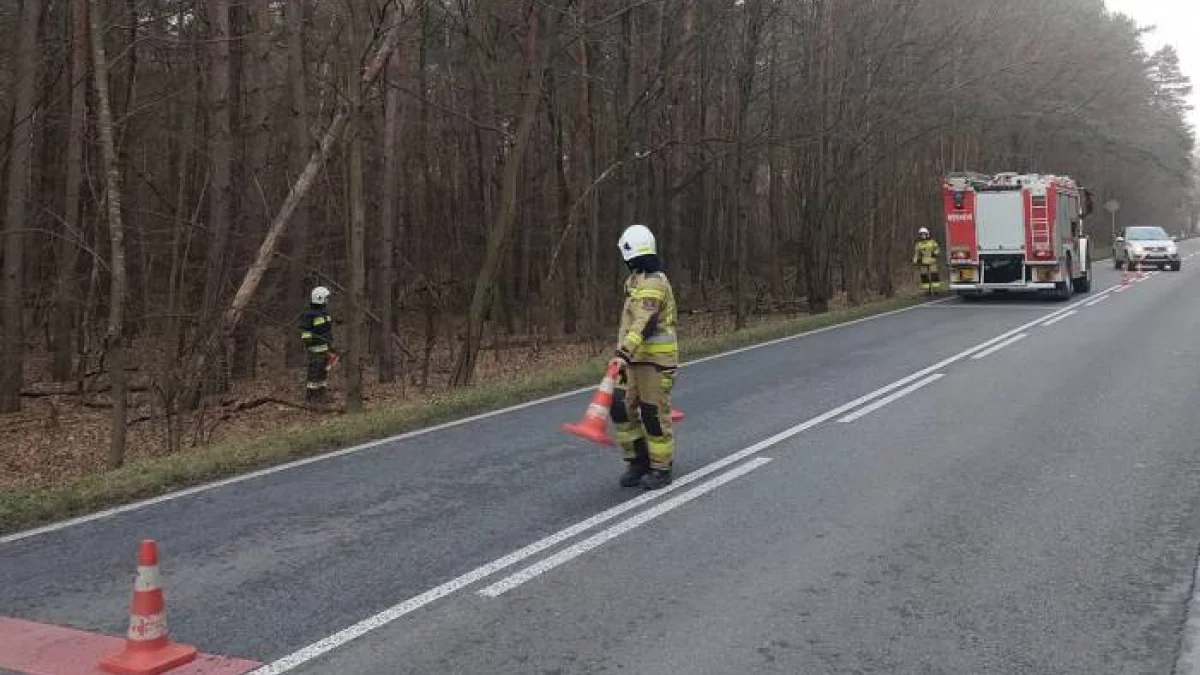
[5,246,1200,675]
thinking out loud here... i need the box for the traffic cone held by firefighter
[562,363,621,446]
[563,364,686,446]
[99,540,197,675]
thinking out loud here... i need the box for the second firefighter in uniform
[609,224,678,491]
[912,227,942,292]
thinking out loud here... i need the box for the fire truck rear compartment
[981,254,1024,284]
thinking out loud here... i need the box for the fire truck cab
[942,171,1095,300]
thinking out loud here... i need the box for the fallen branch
[221,395,347,415]
[21,383,151,397]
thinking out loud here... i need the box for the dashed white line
[971,333,1028,360]
[838,374,945,423]
[1041,310,1077,326]
[1085,294,1109,307]
[478,457,773,598]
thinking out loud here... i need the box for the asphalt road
[5,246,1200,674]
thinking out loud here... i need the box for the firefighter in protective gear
[608,224,679,491]
[301,286,334,402]
[912,227,942,293]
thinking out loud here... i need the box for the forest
[0,0,1195,489]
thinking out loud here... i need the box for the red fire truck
[941,171,1096,300]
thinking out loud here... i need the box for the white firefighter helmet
[618,224,657,261]
[918,227,930,238]
[310,286,331,305]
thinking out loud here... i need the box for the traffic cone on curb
[99,540,197,675]
[562,363,621,446]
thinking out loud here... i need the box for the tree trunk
[450,3,555,387]
[732,0,766,329]
[284,0,311,369]
[203,0,233,393]
[52,0,89,382]
[345,9,366,413]
[0,0,42,412]
[231,0,275,380]
[89,0,129,468]
[377,48,403,383]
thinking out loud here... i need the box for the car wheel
[1172,262,1182,271]
[1115,258,1123,270]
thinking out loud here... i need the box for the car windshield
[1125,226,1169,241]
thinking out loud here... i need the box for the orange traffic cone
[562,363,621,446]
[99,540,197,675]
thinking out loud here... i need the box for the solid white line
[1040,309,1077,327]
[1,298,942,544]
[1173,555,1200,674]
[919,304,1056,310]
[244,288,1112,674]
[1085,294,1109,307]
[837,374,944,423]
[970,333,1028,360]
[478,457,773,598]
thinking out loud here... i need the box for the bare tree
[88,0,129,467]
[0,0,42,412]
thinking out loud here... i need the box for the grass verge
[0,291,934,535]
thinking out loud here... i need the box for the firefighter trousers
[918,265,942,291]
[306,350,329,396]
[609,363,676,470]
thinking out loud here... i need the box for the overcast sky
[1103,0,1200,134]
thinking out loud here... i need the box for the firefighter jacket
[616,271,678,368]
[300,305,333,353]
[913,239,940,267]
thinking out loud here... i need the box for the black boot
[641,467,673,491]
[620,439,650,488]
[620,459,650,487]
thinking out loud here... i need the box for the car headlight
[1130,244,1145,253]
[1167,243,1178,254]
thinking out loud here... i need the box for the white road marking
[837,374,944,423]
[1173,552,1200,674]
[970,333,1028,360]
[1040,310,1077,326]
[1085,294,1109,307]
[240,287,1114,674]
[1,298,945,545]
[920,304,1058,310]
[478,457,773,598]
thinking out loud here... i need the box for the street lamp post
[1104,199,1120,241]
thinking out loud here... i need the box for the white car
[1113,225,1181,271]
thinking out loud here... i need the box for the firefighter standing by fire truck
[608,224,678,491]
[912,227,943,293]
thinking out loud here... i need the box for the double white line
[251,289,1110,675]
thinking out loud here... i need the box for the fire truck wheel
[1075,272,1092,293]
[1054,271,1074,301]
